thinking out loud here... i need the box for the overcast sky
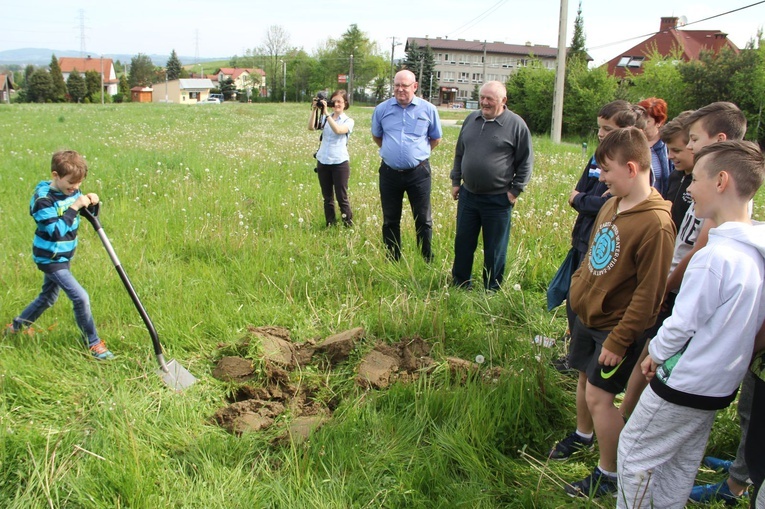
[1,0,763,66]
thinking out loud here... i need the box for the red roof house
[59,56,119,95]
[604,17,739,78]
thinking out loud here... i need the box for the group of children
[549,100,765,508]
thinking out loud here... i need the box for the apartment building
[406,37,559,106]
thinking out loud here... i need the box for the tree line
[3,21,762,146]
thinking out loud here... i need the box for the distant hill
[0,48,226,67]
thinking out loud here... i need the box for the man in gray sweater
[450,80,533,290]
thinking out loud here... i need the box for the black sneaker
[548,431,594,460]
[552,356,576,374]
[565,467,618,498]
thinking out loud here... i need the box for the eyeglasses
[394,83,414,89]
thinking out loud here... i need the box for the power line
[588,0,765,51]
[445,0,509,39]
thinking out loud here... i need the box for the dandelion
[513,283,522,291]
[298,217,304,223]
[475,355,485,364]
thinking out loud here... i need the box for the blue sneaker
[702,456,733,472]
[89,340,115,361]
[565,466,618,498]
[688,480,747,505]
[548,431,594,460]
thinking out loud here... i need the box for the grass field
[0,102,758,508]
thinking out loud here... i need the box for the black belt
[382,159,428,172]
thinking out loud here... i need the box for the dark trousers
[746,374,764,507]
[451,187,513,290]
[317,160,352,226]
[378,160,432,261]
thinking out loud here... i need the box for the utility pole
[389,37,401,97]
[100,55,104,105]
[281,59,286,103]
[482,41,487,86]
[551,0,569,143]
[348,54,354,106]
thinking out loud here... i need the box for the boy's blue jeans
[13,269,100,347]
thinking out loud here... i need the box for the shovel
[80,203,196,390]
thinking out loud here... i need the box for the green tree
[220,77,236,100]
[564,61,618,138]
[49,54,67,102]
[128,53,156,87]
[84,70,101,102]
[118,74,130,96]
[372,75,388,103]
[66,69,87,103]
[567,1,588,64]
[402,40,422,72]
[506,64,555,133]
[471,84,480,101]
[625,47,688,118]
[419,45,437,100]
[334,24,385,101]
[27,69,53,103]
[166,50,182,81]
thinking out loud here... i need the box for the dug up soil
[211,326,503,442]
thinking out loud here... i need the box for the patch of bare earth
[211,327,501,441]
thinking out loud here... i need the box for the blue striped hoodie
[30,180,82,272]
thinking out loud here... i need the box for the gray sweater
[450,107,533,196]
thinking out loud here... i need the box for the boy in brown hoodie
[548,127,676,498]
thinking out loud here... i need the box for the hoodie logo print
[590,222,620,275]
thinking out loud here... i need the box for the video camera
[315,91,335,110]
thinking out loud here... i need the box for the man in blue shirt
[371,70,443,261]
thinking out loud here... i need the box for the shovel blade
[157,359,197,391]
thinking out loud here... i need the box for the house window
[471,73,483,83]
[458,72,469,83]
[616,56,645,68]
[189,91,200,100]
[443,71,455,82]
[457,89,470,99]
[436,71,441,79]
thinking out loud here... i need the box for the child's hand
[598,346,622,367]
[73,194,92,210]
[641,355,658,381]
[568,189,580,205]
[86,193,100,205]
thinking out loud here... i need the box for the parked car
[209,93,224,103]
[198,97,220,104]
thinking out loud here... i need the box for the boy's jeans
[13,269,99,347]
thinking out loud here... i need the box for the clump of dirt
[211,327,500,442]
[356,336,435,389]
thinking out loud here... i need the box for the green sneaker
[89,340,115,360]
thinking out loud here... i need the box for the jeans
[378,160,432,261]
[317,160,352,226]
[451,187,513,290]
[13,268,100,347]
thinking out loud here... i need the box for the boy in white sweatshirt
[616,141,765,508]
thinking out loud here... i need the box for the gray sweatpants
[617,386,716,509]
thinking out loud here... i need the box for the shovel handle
[79,203,102,229]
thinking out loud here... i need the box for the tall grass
[0,103,759,508]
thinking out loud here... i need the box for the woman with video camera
[308,89,354,227]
